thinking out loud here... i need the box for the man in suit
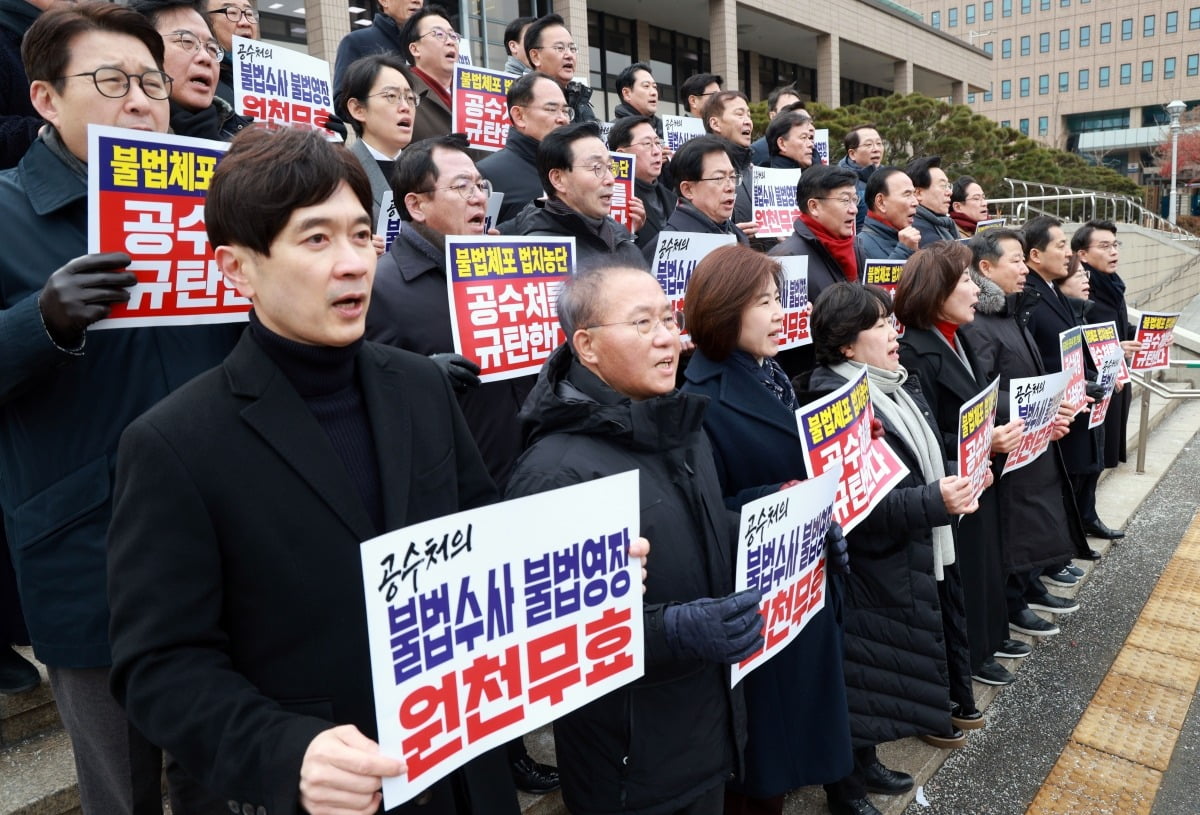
[107,126,521,815]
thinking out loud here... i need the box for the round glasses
[59,68,174,101]
[587,312,683,336]
[369,89,420,108]
[421,28,462,44]
[168,31,225,62]
[422,178,493,201]
[207,6,257,23]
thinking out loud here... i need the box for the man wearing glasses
[949,175,990,238]
[523,14,595,123]
[204,0,258,106]
[837,124,883,232]
[652,134,745,255]
[0,3,241,812]
[609,115,676,252]
[132,0,252,141]
[333,0,423,94]
[905,155,959,247]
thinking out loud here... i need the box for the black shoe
[1041,567,1078,587]
[1009,608,1060,636]
[919,727,967,749]
[971,658,1015,686]
[995,638,1033,659]
[862,759,913,794]
[1079,548,1102,560]
[0,646,40,695]
[950,703,986,731]
[1063,563,1085,577]
[827,797,883,815]
[1026,593,1079,614]
[510,754,559,794]
[1084,520,1125,539]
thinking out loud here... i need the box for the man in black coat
[608,114,676,252]
[523,14,595,123]
[612,62,663,137]
[645,134,745,262]
[333,0,423,94]
[108,126,522,815]
[855,166,920,265]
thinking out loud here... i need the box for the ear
[873,192,886,213]
[404,191,427,223]
[547,167,569,197]
[528,49,542,70]
[806,196,822,217]
[1028,246,1043,266]
[408,41,420,62]
[572,327,599,366]
[29,80,62,128]
[775,134,787,155]
[841,344,856,360]
[346,97,368,127]
[678,179,695,201]
[509,104,527,129]
[620,87,632,103]
[215,245,256,300]
[706,115,720,134]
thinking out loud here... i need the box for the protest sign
[862,259,906,336]
[446,236,573,382]
[1130,311,1178,371]
[752,166,803,238]
[483,191,504,233]
[662,115,705,152]
[777,256,811,349]
[87,126,249,330]
[813,129,830,166]
[377,191,401,252]
[975,217,1007,233]
[608,151,636,230]
[1058,326,1087,415]
[796,367,910,533]
[232,35,334,133]
[598,121,614,147]
[361,471,643,808]
[452,65,516,152]
[957,378,999,504]
[1081,321,1127,429]
[1001,371,1069,475]
[649,232,738,338]
[731,467,839,687]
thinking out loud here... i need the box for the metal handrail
[1134,362,1200,473]
[992,178,1199,242]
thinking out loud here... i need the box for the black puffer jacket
[807,365,955,748]
[507,198,644,269]
[506,344,745,815]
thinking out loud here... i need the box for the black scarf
[169,101,221,140]
[731,349,798,411]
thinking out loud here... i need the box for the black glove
[38,252,136,348]
[825,521,850,575]
[1084,381,1106,401]
[322,113,348,139]
[429,353,481,392]
[663,588,764,663]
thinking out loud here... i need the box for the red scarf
[949,210,977,236]
[800,212,857,282]
[868,209,898,230]
[411,67,452,108]
[935,319,959,349]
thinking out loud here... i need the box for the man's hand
[990,419,1024,454]
[736,221,760,238]
[663,589,764,663]
[629,535,649,593]
[299,725,405,815]
[897,226,921,250]
[939,475,979,515]
[38,252,136,347]
[627,196,647,234]
[1120,339,1142,359]
[429,353,481,392]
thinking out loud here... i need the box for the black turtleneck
[248,311,385,533]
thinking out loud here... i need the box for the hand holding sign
[299,725,406,815]
[663,589,765,664]
[939,475,979,515]
[989,419,1024,454]
[40,252,136,346]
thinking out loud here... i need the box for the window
[1165,56,1177,79]
[1058,71,1069,91]
[968,92,977,103]
[1003,0,1012,16]
[1059,0,1069,5]
[1040,0,1050,10]
[1002,38,1011,58]
[1099,65,1110,86]
[1078,68,1089,89]
[1121,18,1133,40]
[1143,15,1155,37]
[984,1,994,21]
[983,40,994,54]
[1100,22,1111,43]
[1120,63,1131,84]
[1189,54,1199,76]
[949,7,959,26]
[1001,79,1012,98]
[1040,32,1050,52]
[984,88,993,101]
[1020,76,1030,96]
[1038,116,1048,135]
[1166,11,1178,33]
[1019,118,1029,135]
[1141,60,1153,81]
[1021,0,1031,13]
[1039,73,1049,93]
[1059,28,1069,49]
[1001,120,1011,128]
[1079,25,1090,46]
[1020,35,1030,55]
[1192,8,1200,29]
[966,4,976,24]
[931,10,941,27]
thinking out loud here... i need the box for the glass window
[1038,116,1048,135]
[966,4,976,24]
[1000,120,1010,128]
[1189,54,1200,76]
[931,10,941,27]
[1079,25,1090,46]
[1040,0,1050,10]
[1020,76,1030,96]
[1143,15,1154,37]
[1141,60,1153,81]
[1121,18,1133,39]
[1098,65,1110,86]
[949,7,959,26]
[1165,56,1177,79]
[1192,8,1200,29]
[1059,0,1069,5]
[1119,63,1131,84]
[968,92,977,103]
[1166,11,1178,33]
[1078,68,1089,89]
[1003,0,1012,15]
[1001,38,1011,57]
[1059,29,1069,49]
[984,1,994,20]
[983,41,994,54]
[1021,0,1031,13]
[984,89,993,101]
[1100,22,1111,43]
[1001,79,1012,98]
[1058,71,1069,91]
[1039,73,1049,93]
[1040,32,1050,52]
[1020,35,1030,55]
[1019,118,1029,135]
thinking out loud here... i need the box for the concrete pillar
[305,0,350,64]
[747,51,760,101]
[710,0,739,92]
[950,79,967,105]
[559,0,591,80]
[893,60,914,95]
[816,33,839,107]
[636,18,651,65]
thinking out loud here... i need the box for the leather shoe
[1084,520,1125,539]
[827,797,883,815]
[971,657,1015,686]
[1010,608,1060,636]
[510,754,559,794]
[862,759,913,794]
[994,638,1033,659]
[950,703,986,730]
[919,727,967,749]
[0,647,40,695]
[1079,547,1102,561]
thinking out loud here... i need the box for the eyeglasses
[697,172,742,187]
[570,162,614,179]
[587,312,683,336]
[369,88,420,108]
[207,6,257,23]
[628,137,664,151]
[964,194,988,202]
[517,102,574,121]
[59,67,173,100]
[933,181,953,191]
[1089,240,1122,251]
[420,28,462,44]
[817,194,861,207]
[856,139,883,149]
[534,42,578,55]
[421,177,492,201]
[168,31,225,61]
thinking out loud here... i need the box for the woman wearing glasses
[132,0,252,141]
[335,54,419,224]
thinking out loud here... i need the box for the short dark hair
[523,13,566,64]
[1022,214,1063,255]
[334,53,412,136]
[616,62,653,98]
[904,155,942,190]
[398,4,452,65]
[1070,219,1118,252]
[765,110,812,158]
[206,127,372,256]
[797,164,859,210]
[812,283,893,366]
[950,175,978,206]
[669,134,733,190]
[893,241,974,330]
[767,84,800,114]
[391,134,474,221]
[129,0,205,28]
[969,227,1025,269]
[686,245,784,361]
[680,72,722,106]
[506,70,556,110]
[558,262,650,344]
[536,121,602,201]
[864,166,905,213]
[24,1,166,87]
[842,124,877,152]
[701,90,748,132]
[504,16,534,57]
[608,115,656,151]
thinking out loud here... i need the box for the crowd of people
[0,3,1145,815]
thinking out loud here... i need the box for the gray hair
[558,261,650,348]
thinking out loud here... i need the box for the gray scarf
[42,127,87,183]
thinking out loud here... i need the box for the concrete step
[1,649,58,748]
[0,728,80,815]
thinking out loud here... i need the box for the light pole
[1167,99,1186,225]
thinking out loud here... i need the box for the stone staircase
[0,649,79,815]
